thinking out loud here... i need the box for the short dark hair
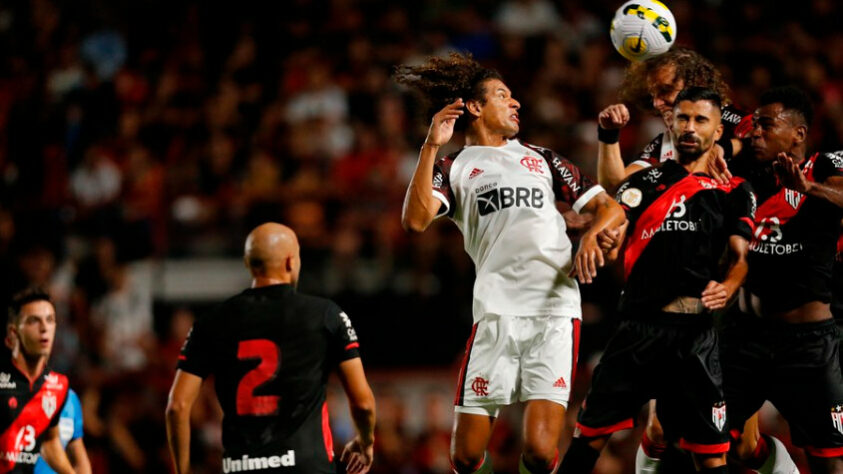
[8,288,53,326]
[674,86,722,111]
[759,86,813,127]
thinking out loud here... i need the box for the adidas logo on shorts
[553,377,566,388]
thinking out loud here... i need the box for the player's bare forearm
[721,235,750,299]
[338,358,376,445]
[805,176,843,209]
[166,370,202,474]
[581,192,627,238]
[597,142,627,192]
[166,403,192,473]
[41,429,76,474]
[596,104,631,192]
[401,143,442,232]
[572,192,626,283]
[67,439,92,474]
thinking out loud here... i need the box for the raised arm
[165,370,203,474]
[596,104,633,192]
[337,358,376,474]
[40,426,75,474]
[402,99,463,232]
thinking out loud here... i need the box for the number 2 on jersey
[236,339,281,416]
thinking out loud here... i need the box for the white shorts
[453,314,580,417]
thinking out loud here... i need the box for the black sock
[558,438,600,474]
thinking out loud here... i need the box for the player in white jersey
[395,53,625,474]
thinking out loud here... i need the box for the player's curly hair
[394,52,502,131]
[618,47,731,112]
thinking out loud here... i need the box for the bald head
[244,223,301,285]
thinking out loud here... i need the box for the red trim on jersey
[804,445,843,458]
[454,323,479,406]
[740,217,756,234]
[0,371,68,472]
[178,355,186,361]
[678,439,730,454]
[733,114,754,139]
[344,342,359,351]
[321,402,334,462]
[752,153,818,243]
[575,418,634,437]
[624,175,740,280]
[570,319,581,401]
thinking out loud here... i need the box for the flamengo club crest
[471,377,489,397]
[42,392,56,418]
[520,156,544,174]
[832,405,843,434]
[712,402,726,431]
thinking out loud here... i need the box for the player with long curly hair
[396,52,625,474]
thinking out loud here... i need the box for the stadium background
[1,0,841,472]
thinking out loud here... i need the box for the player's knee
[450,447,485,473]
[524,436,557,461]
[522,443,558,472]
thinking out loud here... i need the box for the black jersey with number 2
[615,160,756,313]
[178,284,360,473]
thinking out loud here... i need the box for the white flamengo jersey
[431,139,604,321]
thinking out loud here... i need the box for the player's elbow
[401,214,430,233]
[165,398,192,421]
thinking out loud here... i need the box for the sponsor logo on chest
[0,373,15,390]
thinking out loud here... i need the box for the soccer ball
[610,0,677,61]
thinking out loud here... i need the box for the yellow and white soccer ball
[610,0,676,61]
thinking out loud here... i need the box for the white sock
[755,435,799,474]
[635,444,663,474]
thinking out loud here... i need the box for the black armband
[598,126,620,144]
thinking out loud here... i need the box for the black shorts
[576,313,730,454]
[721,314,843,458]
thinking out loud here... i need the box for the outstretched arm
[337,358,376,474]
[571,191,627,284]
[774,153,843,208]
[402,99,464,232]
[166,370,203,474]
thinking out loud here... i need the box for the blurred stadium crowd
[1,0,842,472]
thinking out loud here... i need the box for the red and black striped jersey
[178,284,360,472]
[745,151,843,313]
[0,356,68,473]
[615,160,756,313]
